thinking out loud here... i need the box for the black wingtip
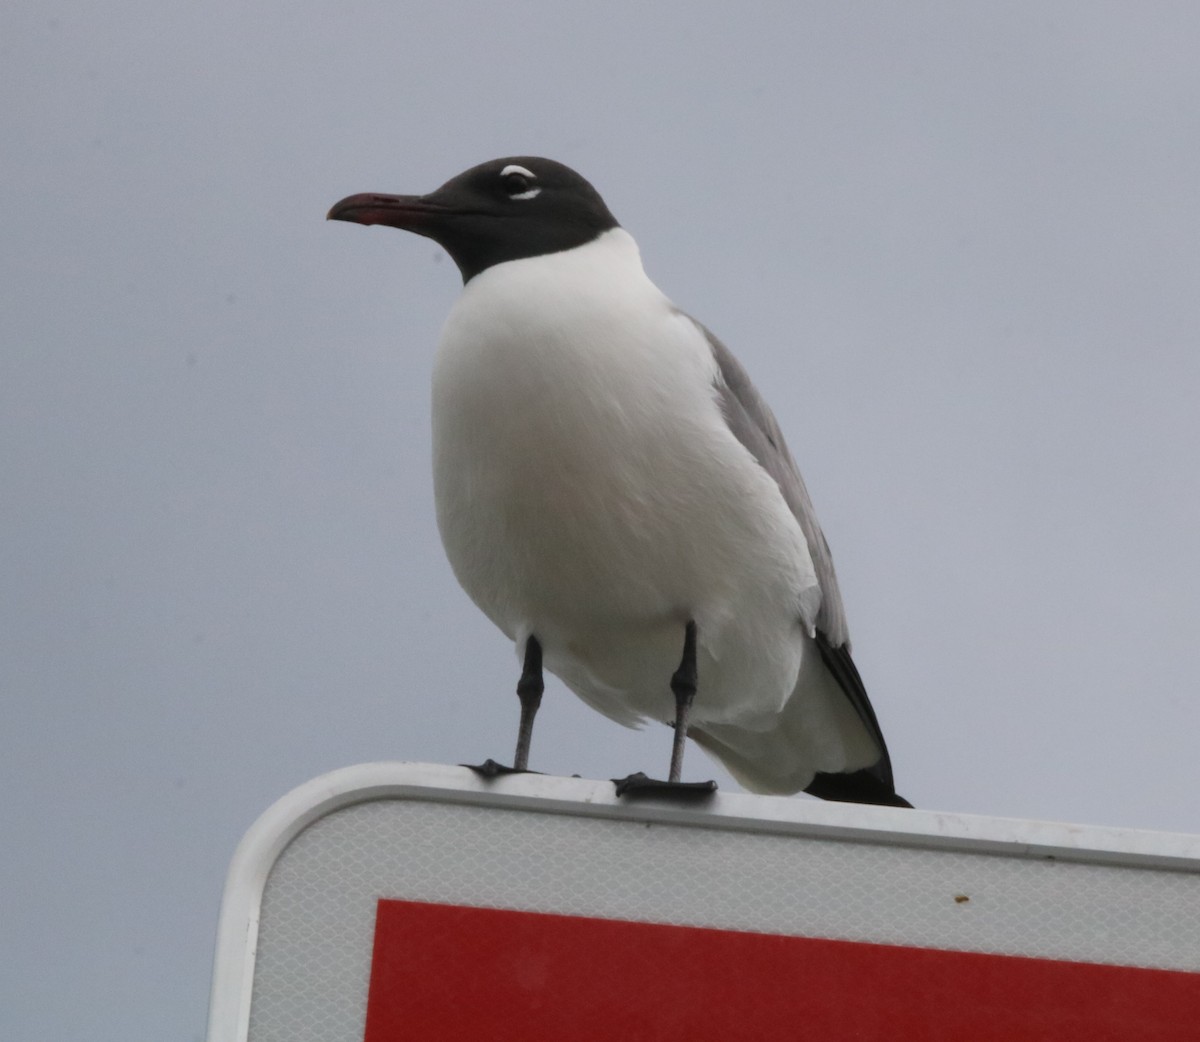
[804,768,913,808]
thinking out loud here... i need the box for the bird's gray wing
[694,319,909,806]
[693,319,849,648]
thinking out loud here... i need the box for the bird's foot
[612,771,718,800]
[462,758,541,779]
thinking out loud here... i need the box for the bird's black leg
[614,620,717,799]
[513,634,544,771]
[667,620,698,783]
[464,635,543,779]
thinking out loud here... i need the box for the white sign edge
[205,761,1200,1042]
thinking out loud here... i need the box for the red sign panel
[363,899,1200,1041]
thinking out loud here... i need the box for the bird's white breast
[431,229,817,726]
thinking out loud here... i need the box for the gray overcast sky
[4,3,1200,1039]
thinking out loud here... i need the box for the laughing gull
[328,157,910,807]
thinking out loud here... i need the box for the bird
[328,157,910,808]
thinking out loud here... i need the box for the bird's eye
[499,164,541,200]
[503,172,532,194]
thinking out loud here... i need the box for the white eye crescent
[500,164,541,200]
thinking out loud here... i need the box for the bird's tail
[689,633,910,807]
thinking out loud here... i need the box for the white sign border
[206,761,1200,1042]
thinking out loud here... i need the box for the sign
[206,763,1200,1042]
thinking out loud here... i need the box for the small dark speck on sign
[954,894,970,904]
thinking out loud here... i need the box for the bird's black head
[327,157,620,283]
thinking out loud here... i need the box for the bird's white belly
[431,235,818,728]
